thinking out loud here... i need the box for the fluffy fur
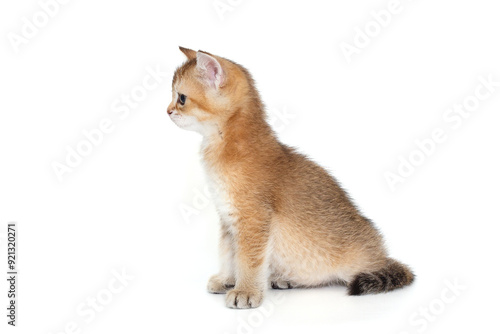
[167,47,414,308]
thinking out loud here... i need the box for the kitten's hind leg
[269,272,295,290]
[270,280,294,290]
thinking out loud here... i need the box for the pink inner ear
[197,53,223,88]
[206,63,219,82]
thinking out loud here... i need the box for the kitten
[167,47,414,309]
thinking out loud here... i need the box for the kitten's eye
[178,94,187,105]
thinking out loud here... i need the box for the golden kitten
[167,47,414,309]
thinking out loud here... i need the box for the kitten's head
[167,47,256,135]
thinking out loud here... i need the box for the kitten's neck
[201,103,277,163]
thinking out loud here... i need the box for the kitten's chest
[203,163,238,229]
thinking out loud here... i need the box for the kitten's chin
[170,115,204,134]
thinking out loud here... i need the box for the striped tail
[348,258,415,295]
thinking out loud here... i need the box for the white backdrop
[1,0,499,333]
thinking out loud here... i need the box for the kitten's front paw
[207,275,235,294]
[225,289,263,309]
[271,280,294,290]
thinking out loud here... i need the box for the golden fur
[167,47,414,308]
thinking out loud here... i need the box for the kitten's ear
[179,46,197,60]
[196,51,225,89]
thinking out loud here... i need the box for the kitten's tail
[348,258,415,295]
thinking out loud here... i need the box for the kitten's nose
[167,108,173,115]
